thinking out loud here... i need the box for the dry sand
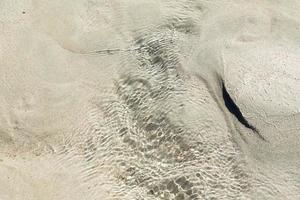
[0,0,300,199]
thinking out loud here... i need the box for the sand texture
[0,0,300,199]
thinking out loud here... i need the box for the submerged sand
[0,0,300,199]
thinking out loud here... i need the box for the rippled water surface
[0,0,300,199]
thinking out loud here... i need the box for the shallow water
[0,0,300,199]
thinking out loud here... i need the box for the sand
[0,0,300,199]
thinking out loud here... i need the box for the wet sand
[0,0,300,199]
